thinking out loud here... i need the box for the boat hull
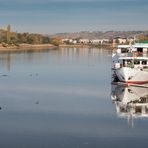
[115,67,148,84]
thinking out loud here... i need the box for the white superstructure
[112,43,148,84]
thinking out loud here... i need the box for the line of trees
[0,25,56,46]
[137,34,148,43]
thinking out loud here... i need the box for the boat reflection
[111,84,148,127]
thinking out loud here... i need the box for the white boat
[115,56,148,84]
[112,43,148,84]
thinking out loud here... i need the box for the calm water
[0,48,148,148]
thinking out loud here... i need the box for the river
[0,48,148,148]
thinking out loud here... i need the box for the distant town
[0,25,148,50]
[51,31,148,47]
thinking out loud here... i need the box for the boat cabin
[134,43,148,53]
[117,45,131,54]
[117,43,148,54]
[113,43,148,69]
[119,57,148,70]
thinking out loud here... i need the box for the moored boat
[112,43,148,84]
[115,57,148,84]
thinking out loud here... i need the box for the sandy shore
[0,44,91,51]
[0,43,113,51]
[0,43,56,51]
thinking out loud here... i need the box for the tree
[50,37,62,46]
[137,34,148,43]
[42,36,50,44]
[6,24,11,43]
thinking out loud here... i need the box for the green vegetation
[0,25,53,46]
[137,34,148,43]
[50,37,62,46]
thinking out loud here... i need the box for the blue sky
[0,0,148,34]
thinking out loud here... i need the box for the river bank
[0,43,56,51]
[58,44,90,48]
[0,43,114,51]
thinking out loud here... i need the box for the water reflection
[0,48,148,147]
[0,48,111,72]
[111,85,148,127]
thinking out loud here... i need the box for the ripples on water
[0,48,148,148]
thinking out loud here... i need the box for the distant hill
[49,31,148,40]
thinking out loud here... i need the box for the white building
[90,39,103,44]
[62,39,77,44]
[113,37,127,44]
[79,39,90,44]
[90,39,110,44]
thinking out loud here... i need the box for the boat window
[123,60,125,65]
[143,66,148,69]
[135,106,142,113]
[125,60,134,68]
[137,48,143,52]
[121,48,128,53]
[134,60,140,65]
[127,60,131,65]
[127,60,132,63]
[142,60,147,65]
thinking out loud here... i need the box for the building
[90,39,110,44]
[79,39,90,44]
[113,37,127,44]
